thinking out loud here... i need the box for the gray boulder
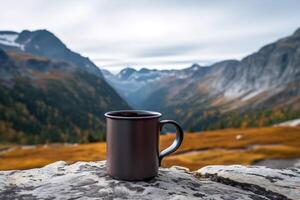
[0,161,299,199]
[199,165,300,200]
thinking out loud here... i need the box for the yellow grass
[1,126,300,171]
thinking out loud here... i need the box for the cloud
[134,44,204,58]
[0,0,299,72]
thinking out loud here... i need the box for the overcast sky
[1,0,300,73]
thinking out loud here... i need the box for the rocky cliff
[103,28,300,131]
[0,161,299,199]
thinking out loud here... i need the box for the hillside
[1,126,300,171]
[103,28,300,131]
[0,30,101,76]
[0,31,130,144]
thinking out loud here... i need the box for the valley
[1,126,300,171]
[0,28,300,172]
[103,28,300,131]
[1,28,300,145]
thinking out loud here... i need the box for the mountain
[102,64,202,107]
[0,30,130,144]
[0,30,102,76]
[103,28,300,131]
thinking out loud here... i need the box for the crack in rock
[203,173,289,200]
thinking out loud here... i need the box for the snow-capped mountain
[102,64,203,106]
[0,30,130,144]
[0,30,102,76]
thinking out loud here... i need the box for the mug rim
[105,110,162,120]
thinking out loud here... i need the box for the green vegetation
[183,107,300,132]
[0,70,130,144]
[1,48,299,145]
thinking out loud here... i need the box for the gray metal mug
[105,110,184,181]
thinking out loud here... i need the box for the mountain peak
[16,29,66,50]
[30,29,57,39]
[189,63,201,71]
[118,67,137,80]
[19,29,52,35]
[120,67,137,74]
[139,68,152,73]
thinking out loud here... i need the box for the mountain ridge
[0,29,102,76]
[103,28,300,131]
[0,30,130,144]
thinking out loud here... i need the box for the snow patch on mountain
[241,89,265,101]
[0,33,23,49]
[224,87,244,99]
[0,33,18,42]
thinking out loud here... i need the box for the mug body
[105,110,161,181]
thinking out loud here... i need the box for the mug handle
[159,120,184,166]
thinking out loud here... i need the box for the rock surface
[0,161,299,200]
[199,165,300,200]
